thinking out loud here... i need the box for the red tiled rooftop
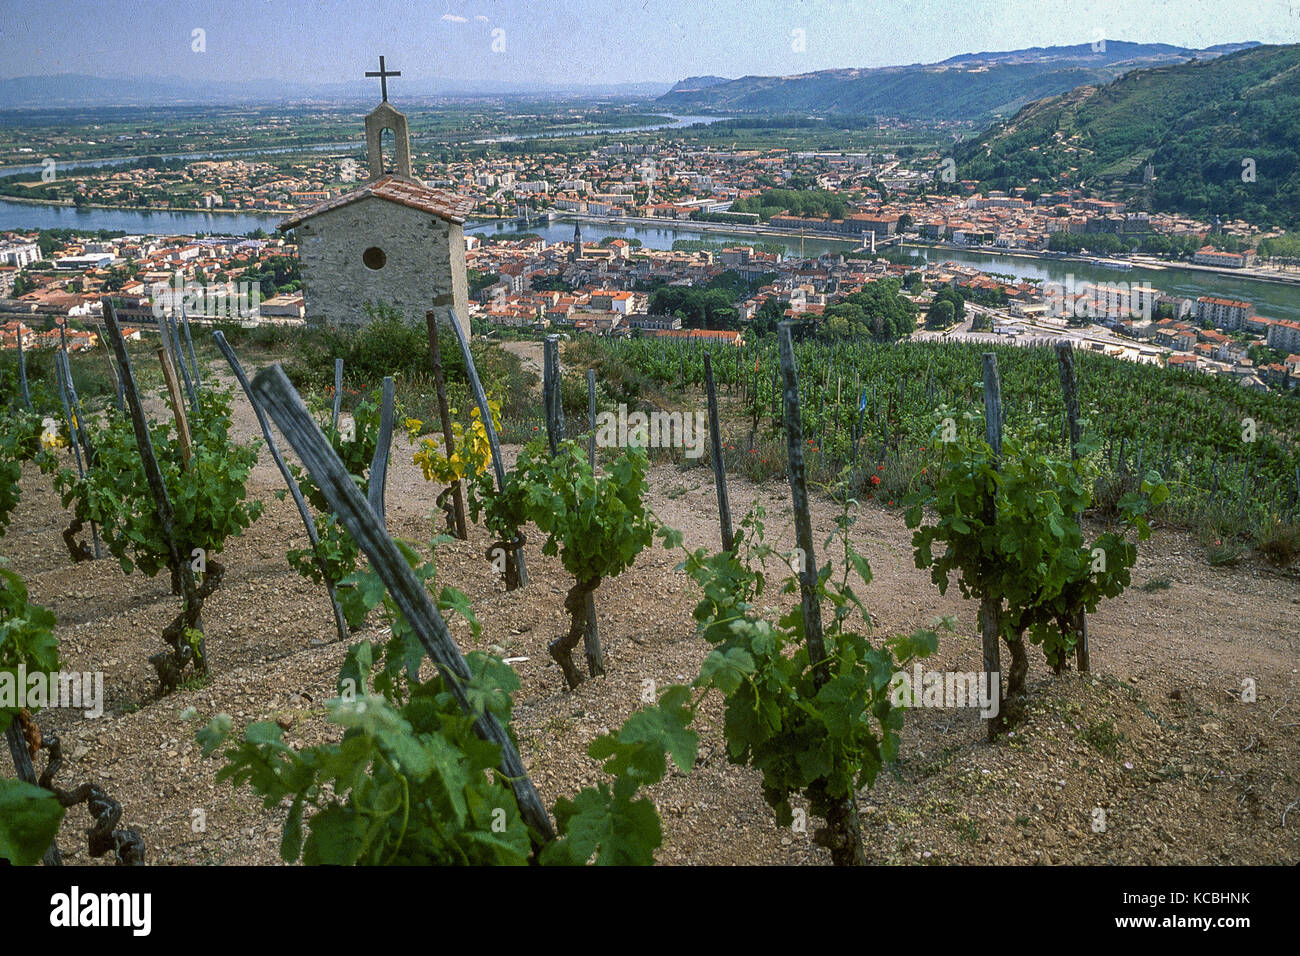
[278,175,476,230]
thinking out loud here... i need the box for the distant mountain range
[0,74,673,109]
[655,40,1261,121]
[953,43,1300,227]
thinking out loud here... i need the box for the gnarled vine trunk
[550,575,600,690]
[153,558,223,692]
[815,791,868,866]
[1004,627,1029,699]
[62,513,94,563]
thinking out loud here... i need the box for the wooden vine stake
[99,336,126,418]
[777,323,866,866]
[980,353,1005,741]
[367,376,395,526]
[331,358,343,430]
[543,336,604,678]
[102,298,207,681]
[703,352,734,552]
[447,310,528,588]
[162,313,199,416]
[53,329,84,479]
[586,368,597,469]
[15,322,31,409]
[542,336,564,455]
[157,344,194,466]
[424,311,467,539]
[52,337,96,561]
[57,349,103,559]
[214,331,349,645]
[248,362,556,846]
[1054,342,1089,672]
[178,303,201,392]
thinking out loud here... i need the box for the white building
[0,242,40,267]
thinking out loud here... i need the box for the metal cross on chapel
[365,55,401,102]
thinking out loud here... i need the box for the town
[3,203,1298,390]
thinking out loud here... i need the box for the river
[4,197,1298,321]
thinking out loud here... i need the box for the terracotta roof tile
[278,175,476,230]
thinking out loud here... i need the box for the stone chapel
[278,59,473,336]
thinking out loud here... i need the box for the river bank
[6,198,1300,320]
[0,193,283,218]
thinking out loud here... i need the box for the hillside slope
[655,41,1258,121]
[955,44,1300,227]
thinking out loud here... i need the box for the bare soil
[6,353,1298,866]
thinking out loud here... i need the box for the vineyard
[577,334,1300,561]
[1,312,1297,867]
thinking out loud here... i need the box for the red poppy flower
[888,500,895,506]
[877,464,884,471]
[870,475,881,486]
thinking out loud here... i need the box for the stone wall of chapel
[296,195,468,336]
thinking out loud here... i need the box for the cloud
[441,14,468,23]
[474,15,489,22]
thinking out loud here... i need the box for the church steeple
[570,221,582,263]
[362,56,414,182]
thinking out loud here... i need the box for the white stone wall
[294,195,469,337]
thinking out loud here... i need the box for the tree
[926,299,955,329]
[819,279,917,342]
[929,286,966,323]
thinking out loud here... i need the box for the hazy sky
[1,0,1295,87]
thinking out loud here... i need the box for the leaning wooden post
[367,376,395,526]
[57,350,103,559]
[447,310,528,588]
[1055,342,1089,672]
[157,345,194,466]
[424,311,466,540]
[586,368,598,468]
[214,331,350,645]
[331,358,343,430]
[543,336,603,677]
[98,335,126,418]
[178,303,201,392]
[163,313,199,416]
[703,352,734,552]
[53,335,85,479]
[15,322,32,409]
[980,352,1005,742]
[102,298,207,675]
[777,322,865,866]
[249,362,556,847]
[542,335,564,456]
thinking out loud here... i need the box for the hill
[666,75,731,94]
[655,40,1258,121]
[953,44,1300,227]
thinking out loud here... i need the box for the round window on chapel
[362,246,386,270]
